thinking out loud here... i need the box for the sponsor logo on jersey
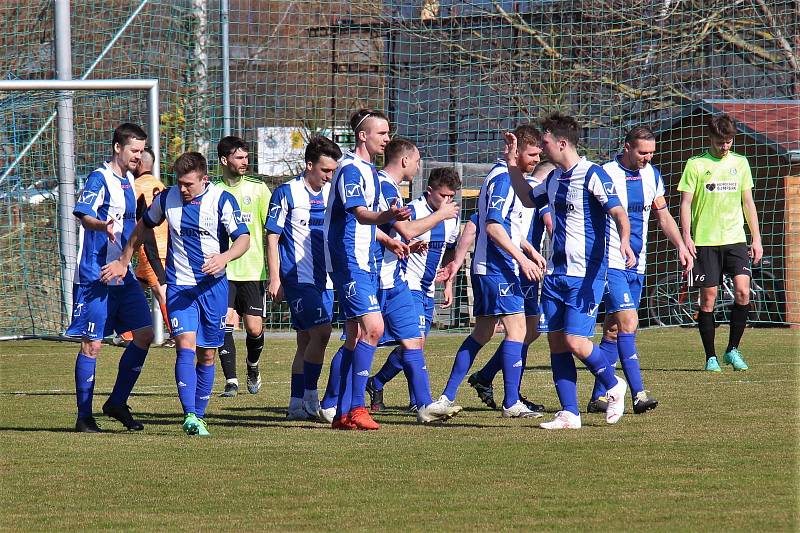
[489,195,506,209]
[268,204,282,219]
[345,183,363,198]
[78,190,98,205]
[243,195,252,205]
[233,210,244,225]
[180,227,212,237]
[498,282,515,297]
[604,182,618,196]
[705,182,738,192]
[240,212,253,224]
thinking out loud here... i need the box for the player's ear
[113,142,121,155]
[220,156,227,167]
[357,130,367,144]
[305,160,314,172]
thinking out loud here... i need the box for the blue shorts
[604,269,644,313]
[167,277,228,348]
[377,283,424,346]
[520,281,541,317]
[65,281,152,340]
[412,290,435,336]
[330,269,381,320]
[284,283,334,331]
[539,274,605,338]
[471,273,524,317]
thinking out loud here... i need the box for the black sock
[697,311,716,360]
[726,303,749,353]
[219,325,237,380]
[246,332,264,365]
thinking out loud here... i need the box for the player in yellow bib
[214,136,271,396]
[678,113,762,372]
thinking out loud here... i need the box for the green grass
[1,328,798,531]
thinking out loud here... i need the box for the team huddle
[67,109,762,434]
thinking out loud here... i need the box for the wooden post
[784,175,800,327]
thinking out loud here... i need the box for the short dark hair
[624,125,656,145]
[350,108,390,136]
[540,112,581,147]
[112,123,147,149]
[217,136,249,160]
[142,146,155,161]
[709,113,737,138]
[174,152,208,177]
[532,160,556,178]
[384,137,417,165]
[427,167,461,191]
[512,124,542,148]
[305,136,342,164]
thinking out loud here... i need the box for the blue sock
[550,351,579,416]
[402,348,433,408]
[74,353,96,418]
[518,344,529,395]
[321,346,343,410]
[290,373,304,399]
[618,332,644,396]
[406,366,417,406]
[336,347,354,418]
[476,344,503,383]
[591,338,618,401]
[582,344,619,391]
[500,340,524,408]
[175,348,197,415]
[372,346,404,390]
[350,341,376,409]
[303,361,323,391]
[195,362,215,418]
[442,335,483,401]
[108,342,148,406]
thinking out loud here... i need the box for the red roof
[704,99,800,154]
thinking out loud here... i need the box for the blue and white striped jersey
[529,158,622,278]
[324,150,380,275]
[143,183,249,286]
[265,174,332,288]
[603,156,665,274]
[376,170,405,289]
[520,176,549,254]
[472,160,527,276]
[404,194,460,297]
[73,162,138,285]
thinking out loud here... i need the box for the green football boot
[196,417,211,436]
[704,356,722,372]
[183,413,201,435]
[723,348,749,371]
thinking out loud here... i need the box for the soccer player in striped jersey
[438,125,547,419]
[322,109,411,430]
[265,136,341,421]
[67,123,155,433]
[465,161,554,413]
[587,126,692,414]
[214,136,271,398]
[505,113,634,429]
[102,152,250,436]
[366,144,462,423]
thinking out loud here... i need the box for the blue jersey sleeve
[469,212,478,226]
[378,179,402,231]
[73,171,106,219]
[143,186,167,228]
[529,178,549,210]
[485,173,513,225]
[587,165,622,211]
[219,191,250,240]
[340,165,368,211]
[264,184,288,235]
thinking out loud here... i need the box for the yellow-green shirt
[677,151,753,246]
[214,176,271,280]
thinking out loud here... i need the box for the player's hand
[437,199,459,221]
[503,131,519,167]
[436,261,458,283]
[409,240,429,255]
[386,238,410,260]
[99,259,127,285]
[519,257,543,282]
[525,247,547,270]
[441,281,454,308]
[684,235,697,258]
[268,278,283,302]
[678,245,694,274]
[750,239,763,265]
[389,199,412,222]
[620,241,636,269]
[105,218,116,243]
[201,253,228,276]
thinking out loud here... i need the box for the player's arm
[351,201,411,226]
[741,187,763,265]
[542,210,553,237]
[653,196,693,272]
[264,187,287,301]
[376,228,410,260]
[438,216,476,283]
[679,191,697,258]
[607,206,635,268]
[99,219,149,283]
[485,222,542,282]
[502,132,536,207]
[520,237,546,269]
[266,232,283,301]
[439,246,457,308]
[202,233,250,276]
[392,200,459,241]
[74,172,115,239]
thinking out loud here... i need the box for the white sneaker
[435,394,462,413]
[605,376,628,424]
[286,405,312,421]
[302,390,320,419]
[317,406,336,424]
[417,398,462,423]
[539,410,582,429]
[502,400,543,418]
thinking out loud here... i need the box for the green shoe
[183,413,201,435]
[723,348,749,371]
[705,356,722,372]
[197,417,210,436]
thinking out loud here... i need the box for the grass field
[1,327,798,531]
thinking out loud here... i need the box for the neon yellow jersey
[214,176,271,280]
[677,151,753,246]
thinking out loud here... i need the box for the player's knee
[82,340,102,358]
[565,336,591,358]
[198,350,215,365]
[604,321,619,340]
[361,324,383,344]
[617,317,638,334]
[734,288,750,305]
[524,329,540,345]
[132,327,155,347]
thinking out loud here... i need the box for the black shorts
[228,280,266,317]
[692,244,750,288]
